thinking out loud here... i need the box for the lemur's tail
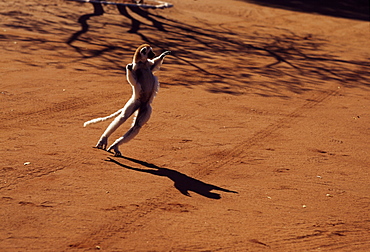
[83,109,122,127]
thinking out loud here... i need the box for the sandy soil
[1,0,370,251]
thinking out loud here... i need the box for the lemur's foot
[95,136,108,150]
[107,144,122,157]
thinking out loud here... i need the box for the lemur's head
[133,44,155,63]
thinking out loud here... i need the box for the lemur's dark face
[140,46,155,61]
[148,49,155,59]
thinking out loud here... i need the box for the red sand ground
[1,0,370,251]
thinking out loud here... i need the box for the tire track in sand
[0,92,124,190]
[0,92,124,128]
[195,88,340,177]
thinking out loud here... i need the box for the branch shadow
[66,2,105,46]
[67,2,166,46]
[65,2,169,62]
[106,156,238,199]
[117,5,166,33]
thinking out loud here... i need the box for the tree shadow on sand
[106,156,238,199]
[63,2,370,97]
[66,2,165,48]
[2,0,369,97]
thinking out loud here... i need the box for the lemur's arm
[150,51,171,73]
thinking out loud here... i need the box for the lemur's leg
[95,98,140,150]
[107,104,152,156]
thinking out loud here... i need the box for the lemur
[84,44,171,156]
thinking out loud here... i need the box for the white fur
[84,45,170,156]
[83,109,122,127]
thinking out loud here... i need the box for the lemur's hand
[126,63,133,71]
[160,51,171,59]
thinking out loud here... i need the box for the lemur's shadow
[107,156,238,199]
